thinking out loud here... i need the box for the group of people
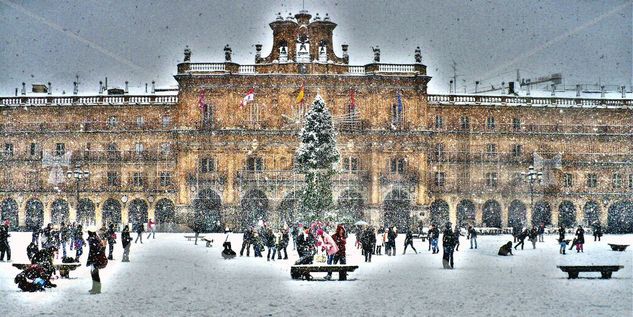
[294,223,347,280]
[238,223,290,260]
[558,224,587,254]
[7,217,158,293]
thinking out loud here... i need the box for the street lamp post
[67,165,90,223]
[521,165,542,226]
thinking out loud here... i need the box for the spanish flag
[296,84,305,104]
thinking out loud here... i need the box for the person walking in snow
[106,224,117,260]
[146,218,156,240]
[575,225,585,253]
[74,224,85,262]
[272,228,283,260]
[280,225,290,260]
[27,241,39,262]
[403,230,417,254]
[240,227,253,257]
[442,222,455,269]
[326,225,347,279]
[538,223,545,242]
[361,226,376,262]
[121,225,132,262]
[60,222,69,259]
[388,226,398,256]
[514,228,528,250]
[265,227,276,261]
[558,225,568,255]
[86,228,107,294]
[252,231,263,257]
[429,224,440,254]
[593,222,602,241]
[0,221,11,261]
[31,227,40,246]
[529,226,538,249]
[453,225,463,251]
[134,220,144,244]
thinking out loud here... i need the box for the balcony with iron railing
[74,150,175,163]
[379,171,420,185]
[177,62,425,76]
[427,94,633,109]
[0,94,177,108]
[0,121,172,133]
[428,151,633,166]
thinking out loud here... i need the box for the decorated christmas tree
[295,95,340,221]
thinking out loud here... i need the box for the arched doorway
[558,201,576,227]
[240,189,269,230]
[429,199,449,227]
[532,201,552,226]
[1,198,19,230]
[583,201,600,227]
[383,189,411,231]
[51,199,69,224]
[102,198,122,225]
[337,190,365,224]
[77,198,96,226]
[128,199,148,225]
[607,201,633,233]
[192,189,222,232]
[456,199,476,226]
[508,200,527,231]
[155,198,175,225]
[278,191,305,225]
[25,199,44,230]
[482,200,502,228]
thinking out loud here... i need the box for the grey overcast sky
[0,0,631,95]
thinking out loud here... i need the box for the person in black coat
[514,228,528,250]
[558,225,567,254]
[528,226,538,249]
[265,228,276,261]
[0,222,10,261]
[361,227,377,262]
[31,227,40,245]
[593,222,603,241]
[442,223,455,269]
[134,221,144,244]
[14,263,56,292]
[403,230,417,254]
[279,226,290,260]
[387,226,398,256]
[27,242,39,261]
[429,224,440,254]
[121,225,132,262]
[86,229,106,294]
[106,224,117,260]
[240,227,253,257]
[498,241,513,256]
[575,225,585,253]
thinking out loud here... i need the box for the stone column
[225,154,236,204]
[448,197,457,226]
[147,201,155,222]
[474,201,483,226]
[550,199,560,226]
[575,201,584,226]
[370,150,380,205]
[501,200,509,228]
[416,153,428,205]
[43,198,51,225]
[95,202,103,227]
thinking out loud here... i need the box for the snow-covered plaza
[1,232,631,316]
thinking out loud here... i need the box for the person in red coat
[326,224,347,280]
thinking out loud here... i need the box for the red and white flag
[349,88,356,110]
[240,88,255,108]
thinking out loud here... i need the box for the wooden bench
[202,237,214,247]
[184,235,204,241]
[291,265,359,281]
[608,244,629,251]
[412,234,427,242]
[557,265,624,279]
[13,263,81,279]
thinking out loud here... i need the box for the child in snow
[498,241,513,256]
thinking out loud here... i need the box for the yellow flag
[296,84,305,104]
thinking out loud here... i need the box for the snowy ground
[0,232,631,317]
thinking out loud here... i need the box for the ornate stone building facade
[1,10,632,232]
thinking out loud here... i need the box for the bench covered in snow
[557,265,623,279]
[184,235,204,241]
[291,265,359,281]
[608,244,629,251]
[13,263,81,279]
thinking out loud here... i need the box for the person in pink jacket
[146,219,156,239]
[317,228,339,280]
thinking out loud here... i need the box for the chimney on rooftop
[21,82,26,95]
[151,81,155,94]
[621,86,626,98]
[99,81,103,94]
[255,44,262,63]
[145,83,148,93]
[125,81,129,94]
[551,84,556,96]
[15,88,18,96]
[526,79,531,96]
[449,80,454,94]
[475,81,479,93]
